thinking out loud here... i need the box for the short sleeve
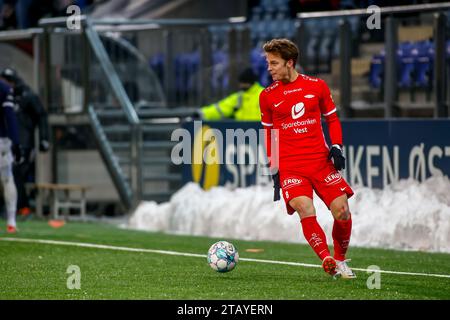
[259,91,273,127]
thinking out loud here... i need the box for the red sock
[332,216,352,261]
[300,216,330,261]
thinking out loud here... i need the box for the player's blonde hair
[263,38,299,67]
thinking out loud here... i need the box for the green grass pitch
[0,219,449,299]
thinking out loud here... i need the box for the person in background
[0,68,50,216]
[199,68,264,121]
[0,78,22,233]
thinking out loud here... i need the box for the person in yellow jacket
[199,68,264,121]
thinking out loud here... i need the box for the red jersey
[259,74,342,171]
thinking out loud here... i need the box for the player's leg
[13,158,31,215]
[289,196,338,276]
[330,194,352,259]
[311,162,356,278]
[1,165,18,233]
[280,172,338,276]
[1,141,18,233]
[329,194,356,278]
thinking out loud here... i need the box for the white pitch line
[1,237,450,279]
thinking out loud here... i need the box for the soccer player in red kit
[259,38,356,278]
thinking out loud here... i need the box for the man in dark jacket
[0,68,49,216]
[0,78,22,232]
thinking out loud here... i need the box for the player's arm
[319,79,345,170]
[319,79,342,146]
[259,92,276,167]
[260,92,280,201]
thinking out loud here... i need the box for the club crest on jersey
[282,178,303,189]
[291,102,305,119]
[324,172,342,185]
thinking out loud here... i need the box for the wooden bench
[33,183,89,221]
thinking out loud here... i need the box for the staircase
[91,106,197,206]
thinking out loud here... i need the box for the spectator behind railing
[197,67,264,121]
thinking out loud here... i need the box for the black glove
[39,140,50,152]
[328,144,345,170]
[12,144,24,164]
[272,171,281,201]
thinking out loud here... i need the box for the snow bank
[128,176,450,253]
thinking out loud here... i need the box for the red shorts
[279,160,354,215]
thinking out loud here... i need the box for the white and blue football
[207,241,239,273]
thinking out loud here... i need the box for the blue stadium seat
[149,52,164,83]
[266,21,278,39]
[303,19,322,72]
[318,18,338,72]
[340,0,357,9]
[274,0,289,7]
[174,53,187,98]
[250,46,271,87]
[186,51,200,92]
[211,50,229,94]
[348,16,360,35]
[260,0,275,11]
[369,53,384,89]
[208,25,222,50]
[251,6,263,21]
[414,40,433,87]
[273,0,290,14]
[282,19,297,40]
[398,41,416,88]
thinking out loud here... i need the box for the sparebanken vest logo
[291,102,305,119]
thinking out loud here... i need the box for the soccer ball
[207,241,239,273]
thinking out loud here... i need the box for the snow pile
[128,176,450,253]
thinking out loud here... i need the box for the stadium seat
[249,7,263,44]
[318,18,338,72]
[149,52,164,83]
[211,49,229,95]
[174,53,189,100]
[250,46,271,87]
[303,19,322,73]
[251,6,263,21]
[271,11,288,38]
[284,19,298,40]
[186,51,200,93]
[414,40,433,87]
[260,0,275,11]
[398,41,416,88]
[340,0,357,9]
[369,53,384,89]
